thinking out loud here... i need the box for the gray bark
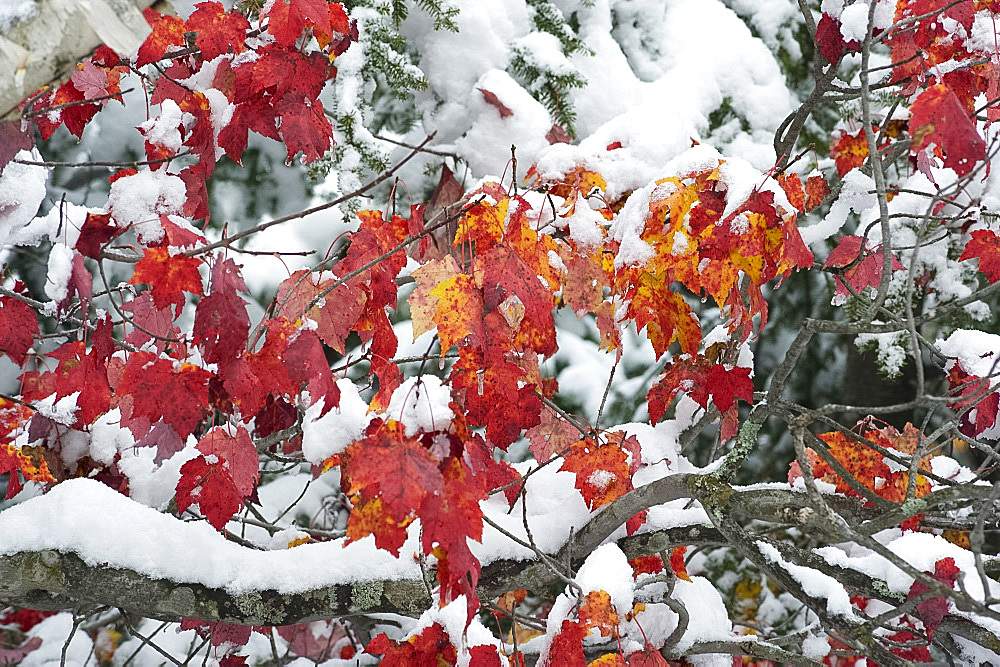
[1,0,156,120]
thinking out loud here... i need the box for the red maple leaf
[137,10,187,67]
[420,458,486,609]
[75,212,119,259]
[907,557,961,637]
[276,96,333,164]
[450,349,542,449]
[275,270,366,354]
[830,128,869,177]
[479,88,513,118]
[546,619,587,666]
[21,341,111,427]
[341,422,443,522]
[122,293,181,356]
[266,0,331,47]
[186,1,249,60]
[116,351,212,439]
[0,295,38,365]
[670,545,692,582]
[777,173,805,212]
[194,257,251,365]
[959,229,1000,283]
[909,84,986,177]
[196,426,259,496]
[128,247,204,311]
[647,358,752,422]
[176,454,245,530]
[814,13,857,64]
[366,623,457,666]
[804,173,831,211]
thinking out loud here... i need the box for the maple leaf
[186,1,249,61]
[626,646,669,666]
[71,62,111,101]
[194,258,251,365]
[525,408,579,462]
[578,590,619,637]
[116,351,212,439]
[627,276,701,358]
[670,546,692,582]
[907,557,960,637]
[814,13,855,63]
[21,341,111,427]
[777,173,805,212]
[479,88,513,117]
[830,129,869,177]
[909,84,986,177]
[137,10,187,67]
[266,0,331,47]
[959,229,1000,283]
[804,173,831,211]
[122,293,181,355]
[420,260,486,352]
[630,554,664,578]
[421,458,487,609]
[196,426,259,497]
[454,197,508,249]
[275,270,366,354]
[128,247,204,311]
[479,245,558,355]
[341,422,443,553]
[545,620,587,666]
[366,623,457,666]
[276,96,333,164]
[0,120,34,173]
[559,438,632,510]
[176,455,244,530]
[0,295,38,365]
[75,212,119,259]
[450,349,542,448]
[647,358,752,423]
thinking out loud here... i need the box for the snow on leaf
[559,438,632,510]
[21,341,111,427]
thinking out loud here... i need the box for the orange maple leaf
[579,590,620,637]
[128,247,204,310]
